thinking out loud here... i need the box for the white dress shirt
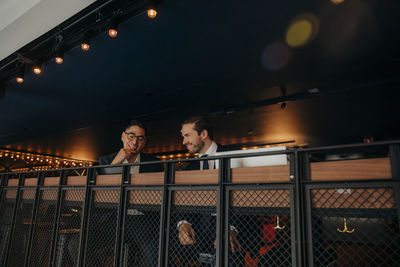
[198,141,218,170]
[123,153,141,174]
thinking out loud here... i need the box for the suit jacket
[185,144,226,170]
[98,152,162,174]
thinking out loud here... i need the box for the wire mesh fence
[0,190,17,265]
[0,143,399,267]
[28,189,59,267]
[7,189,36,267]
[168,190,217,267]
[310,187,400,267]
[122,190,162,267]
[53,189,85,267]
[84,189,120,267]
[229,189,292,267]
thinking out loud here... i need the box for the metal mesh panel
[84,190,120,267]
[54,190,84,267]
[168,190,217,267]
[229,189,291,267]
[28,189,59,267]
[7,189,36,267]
[122,190,162,267]
[0,190,17,265]
[311,187,400,266]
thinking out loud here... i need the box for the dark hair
[125,120,147,135]
[182,116,213,140]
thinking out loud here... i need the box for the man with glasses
[99,120,161,173]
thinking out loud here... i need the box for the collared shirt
[123,153,141,174]
[198,141,218,170]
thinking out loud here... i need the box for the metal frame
[0,140,399,267]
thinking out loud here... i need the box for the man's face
[181,123,204,154]
[121,125,146,154]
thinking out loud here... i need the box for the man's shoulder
[99,152,118,165]
[140,153,161,162]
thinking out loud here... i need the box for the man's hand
[178,222,196,245]
[111,148,133,164]
[229,228,242,253]
[213,226,242,253]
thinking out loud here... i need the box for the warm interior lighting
[331,0,345,4]
[16,65,24,83]
[147,9,157,18]
[33,66,42,74]
[81,42,90,51]
[55,57,64,64]
[16,77,24,83]
[108,28,118,38]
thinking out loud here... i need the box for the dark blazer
[185,144,226,170]
[98,152,162,174]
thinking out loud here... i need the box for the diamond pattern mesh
[0,190,17,265]
[28,190,59,267]
[84,190,120,267]
[168,190,217,267]
[230,189,291,267]
[7,189,36,267]
[123,190,162,267]
[311,187,400,266]
[54,190,85,267]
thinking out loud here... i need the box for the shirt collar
[199,141,217,157]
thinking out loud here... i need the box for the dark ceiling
[1,0,400,162]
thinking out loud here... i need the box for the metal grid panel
[54,189,85,267]
[122,190,162,267]
[168,190,217,267]
[310,187,400,266]
[29,189,59,267]
[84,189,120,267]
[0,190,17,265]
[7,189,36,267]
[229,189,292,267]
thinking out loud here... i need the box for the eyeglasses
[124,131,146,142]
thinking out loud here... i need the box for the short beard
[188,139,204,154]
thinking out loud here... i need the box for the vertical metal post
[160,162,174,267]
[50,170,66,266]
[24,171,45,266]
[4,173,25,267]
[116,165,130,266]
[77,167,95,266]
[294,150,305,267]
[389,144,400,234]
[216,158,229,267]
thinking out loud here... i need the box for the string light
[33,63,42,74]
[55,51,64,64]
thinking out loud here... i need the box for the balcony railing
[0,140,399,266]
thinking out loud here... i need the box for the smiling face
[181,123,205,154]
[121,125,146,154]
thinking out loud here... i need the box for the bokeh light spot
[286,13,319,48]
[331,0,345,4]
[261,41,291,71]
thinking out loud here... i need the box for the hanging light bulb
[81,38,90,51]
[108,22,118,38]
[55,50,64,64]
[147,8,157,19]
[33,63,42,74]
[16,65,24,83]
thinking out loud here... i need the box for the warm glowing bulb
[81,43,90,51]
[33,67,41,74]
[147,9,157,18]
[108,29,118,38]
[55,57,64,64]
[16,77,24,83]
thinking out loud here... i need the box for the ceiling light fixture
[147,8,157,19]
[55,51,64,64]
[33,63,42,74]
[16,66,24,83]
[81,38,90,51]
